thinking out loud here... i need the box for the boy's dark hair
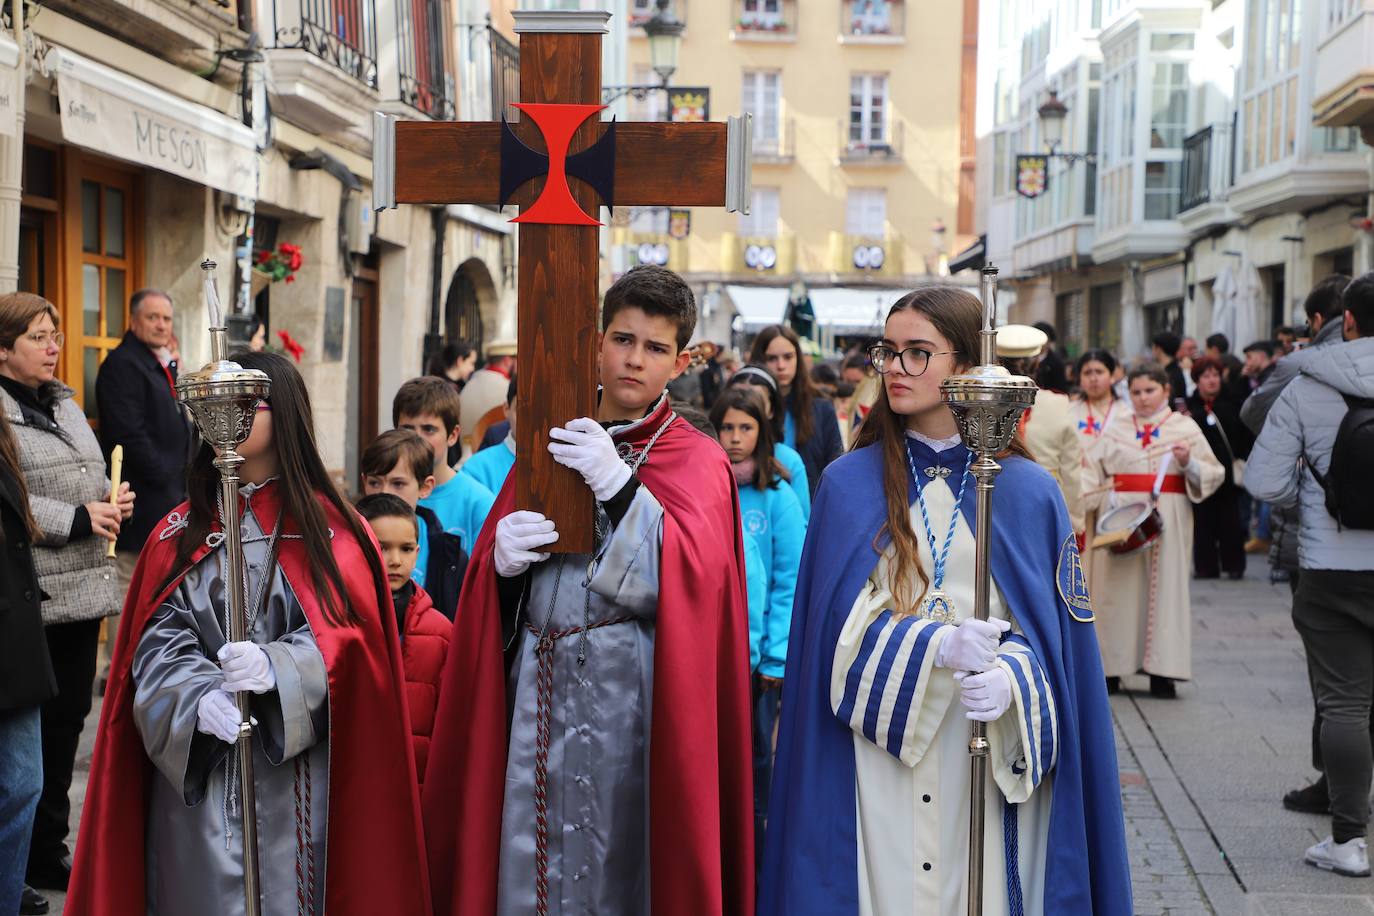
[362,429,433,485]
[1242,340,1276,358]
[1127,364,1172,392]
[601,265,697,350]
[1032,320,1058,343]
[1305,274,1352,324]
[356,492,420,540]
[1345,271,1374,337]
[1152,331,1181,358]
[393,376,462,433]
[506,375,517,405]
[842,352,869,373]
[1204,332,1230,354]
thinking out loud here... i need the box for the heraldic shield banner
[1016,154,1049,199]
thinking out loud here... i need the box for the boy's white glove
[196,688,242,744]
[954,667,1013,722]
[495,510,559,578]
[548,418,631,502]
[218,641,276,694]
[936,617,1011,672]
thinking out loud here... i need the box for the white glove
[548,418,632,502]
[936,618,1012,672]
[954,667,1013,722]
[495,510,560,578]
[218,641,276,694]
[196,688,243,744]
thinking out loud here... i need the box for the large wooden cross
[374,9,750,553]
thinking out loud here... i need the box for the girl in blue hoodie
[727,365,811,521]
[709,385,805,870]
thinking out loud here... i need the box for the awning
[724,284,788,332]
[808,287,908,334]
[47,47,258,198]
[949,234,986,274]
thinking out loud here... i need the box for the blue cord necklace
[905,439,973,624]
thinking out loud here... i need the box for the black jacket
[1186,389,1254,491]
[418,504,468,621]
[788,395,844,497]
[0,468,56,711]
[95,332,192,552]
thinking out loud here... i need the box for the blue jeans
[752,675,782,875]
[0,707,42,914]
[1256,501,1272,539]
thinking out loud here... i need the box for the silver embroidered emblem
[157,511,189,541]
[924,465,952,479]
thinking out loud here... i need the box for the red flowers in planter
[254,242,305,284]
[276,329,306,363]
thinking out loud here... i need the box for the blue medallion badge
[1056,534,1094,622]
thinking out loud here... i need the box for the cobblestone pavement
[34,566,1374,914]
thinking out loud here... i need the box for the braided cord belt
[527,614,635,916]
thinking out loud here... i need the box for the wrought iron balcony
[396,0,455,118]
[274,0,379,89]
[1180,122,1233,214]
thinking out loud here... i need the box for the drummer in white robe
[1083,365,1223,696]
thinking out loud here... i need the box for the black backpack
[1307,392,1374,530]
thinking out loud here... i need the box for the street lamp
[1037,90,1068,154]
[644,0,684,87]
[1013,89,1095,199]
[602,1,685,122]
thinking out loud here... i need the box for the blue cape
[760,441,1132,915]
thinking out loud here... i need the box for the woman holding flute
[1084,365,1223,698]
[0,293,133,906]
[760,288,1130,915]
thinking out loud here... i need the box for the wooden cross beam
[374,9,751,553]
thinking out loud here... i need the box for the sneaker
[1305,836,1371,877]
[19,885,48,915]
[1284,777,1331,814]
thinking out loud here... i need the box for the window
[993,131,1011,197]
[743,71,782,153]
[628,207,668,233]
[849,74,888,147]
[1326,0,1361,34]
[846,0,901,36]
[846,188,887,237]
[1089,283,1122,351]
[740,0,784,30]
[1240,0,1302,172]
[76,168,138,420]
[740,187,780,237]
[1144,161,1181,220]
[1150,62,1188,148]
[1150,33,1195,51]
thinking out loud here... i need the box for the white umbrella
[1235,259,1263,348]
[1211,263,1237,344]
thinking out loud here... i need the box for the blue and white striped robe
[828,464,1058,915]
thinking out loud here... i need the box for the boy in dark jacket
[356,493,451,787]
[361,429,468,619]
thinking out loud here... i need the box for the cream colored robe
[1069,397,1125,608]
[1083,406,1223,680]
[1023,389,1085,532]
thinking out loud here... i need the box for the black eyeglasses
[866,344,957,377]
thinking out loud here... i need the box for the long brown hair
[709,385,789,490]
[0,408,37,540]
[167,351,386,626]
[750,325,819,445]
[852,287,1033,614]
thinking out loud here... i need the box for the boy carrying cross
[422,266,754,916]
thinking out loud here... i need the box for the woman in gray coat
[0,293,133,902]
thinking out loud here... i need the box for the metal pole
[177,260,271,916]
[940,265,1038,916]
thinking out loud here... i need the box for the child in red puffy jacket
[357,493,452,786]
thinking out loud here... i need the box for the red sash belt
[1114,473,1185,495]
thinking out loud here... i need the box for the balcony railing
[753,117,795,161]
[1180,122,1234,213]
[630,0,687,29]
[841,0,904,39]
[490,25,520,123]
[732,0,795,38]
[275,0,379,88]
[396,0,455,118]
[839,119,905,164]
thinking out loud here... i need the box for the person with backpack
[1247,270,1374,878]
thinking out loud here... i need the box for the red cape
[67,483,432,916]
[422,399,755,915]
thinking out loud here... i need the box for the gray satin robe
[131,488,330,916]
[496,484,665,915]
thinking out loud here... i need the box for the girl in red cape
[67,351,431,916]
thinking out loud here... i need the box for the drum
[1094,501,1165,555]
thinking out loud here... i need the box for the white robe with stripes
[831,458,1058,916]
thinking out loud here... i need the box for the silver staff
[175,259,271,916]
[940,265,1038,916]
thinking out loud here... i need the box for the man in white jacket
[1248,271,1374,878]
